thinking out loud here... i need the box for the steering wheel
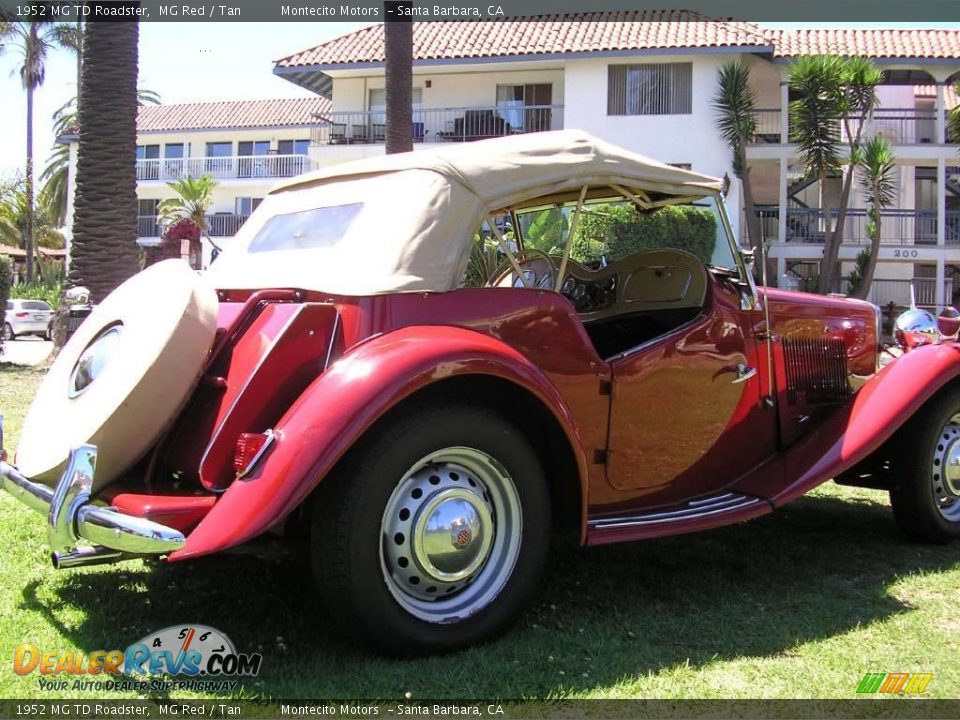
[488,249,558,290]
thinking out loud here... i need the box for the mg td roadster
[2,131,960,655]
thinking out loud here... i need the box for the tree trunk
[75,17,83,113]
[737,146,763,257]
[384,1,413,155]
[853,211,882,300]
[68,13,141,302]
[816,171,838,294]
[25,80,35,283]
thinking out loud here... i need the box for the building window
[235,197,262,216]
[137,199,160,238]
[277,139,310,156]
[136,144,160,180]
[496,84,553,132]
[608,63,692,116]
[162,144,184,179]
[205,142,233,176]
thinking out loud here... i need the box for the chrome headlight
[895,308,940,351]
[68,324,123,398]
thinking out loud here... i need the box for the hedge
[574,203,717,265]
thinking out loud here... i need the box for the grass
[0,362,959,702]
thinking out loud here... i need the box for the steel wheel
[379,446,522,623]
[891,387,960,543]
[931,413,960,523]
[311,403,550,654]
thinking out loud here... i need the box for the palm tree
[0,185,66,251]
[384,4,413,154]
[1,19,74,283]
[789,55,882,294]
[848,137,896,300]
[713,61,762,257]
[157,174,217,233]
[68,14,141,301]
[41,89,160,228]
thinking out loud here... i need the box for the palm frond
[788,55,846,176]
[47,23,81,53]
[713,61,756,178]
[137,88,161,106]
[856,136,896,211]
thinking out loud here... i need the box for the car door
[606,275,776,506]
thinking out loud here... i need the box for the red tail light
[14,312,28,318]
[233,431,275,477]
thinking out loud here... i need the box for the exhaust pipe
[52,546,124,569]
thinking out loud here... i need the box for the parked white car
[4,299,53,340]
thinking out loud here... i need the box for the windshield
[518,195,739,271]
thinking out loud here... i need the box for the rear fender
[737,342,960,504]
[171,325,589,559]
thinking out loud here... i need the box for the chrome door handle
[731,363,757,384]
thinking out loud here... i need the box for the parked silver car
[4,299,53,340]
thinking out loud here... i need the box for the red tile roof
[275,11,771,68]
[137,97,332,133]
[277,16,960,70]
[767,28,960,60]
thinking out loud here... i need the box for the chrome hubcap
[380,447,522,623]
[932,416,960,522]
[413,488,493,583]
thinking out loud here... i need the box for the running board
[586,492,772,545]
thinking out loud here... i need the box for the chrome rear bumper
[0,444,186,568]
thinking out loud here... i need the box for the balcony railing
[310,105,564,145]
[748,108,955,146]
[136,154,316,182]
[839,277,953,308]
[136,214,249,239]
[756,207,960,245]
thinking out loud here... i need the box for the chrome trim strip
[323,312,340,370]
[590,494,761,530]
[688,492,735,506]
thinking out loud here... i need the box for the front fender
[171,325,589,559]
[739,341,960,505]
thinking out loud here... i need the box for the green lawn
[0,362,958,701]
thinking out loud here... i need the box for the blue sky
[1,21,959,182]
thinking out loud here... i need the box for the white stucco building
[63,12,960,308]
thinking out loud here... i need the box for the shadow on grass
[16,490,960,698]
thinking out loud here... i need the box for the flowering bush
[145,218,202,269]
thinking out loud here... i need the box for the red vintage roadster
[2,131,959,655]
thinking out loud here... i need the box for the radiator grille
[782,337,850,406]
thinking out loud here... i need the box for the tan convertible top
[206,130,725,295]
[272,129,723,207]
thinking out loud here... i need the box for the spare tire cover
[17,260,219,491]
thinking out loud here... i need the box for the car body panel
[169,321,597,560]
[606,275,776,507]
[735,340,960,506]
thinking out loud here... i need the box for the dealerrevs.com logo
[14,625,263,693]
